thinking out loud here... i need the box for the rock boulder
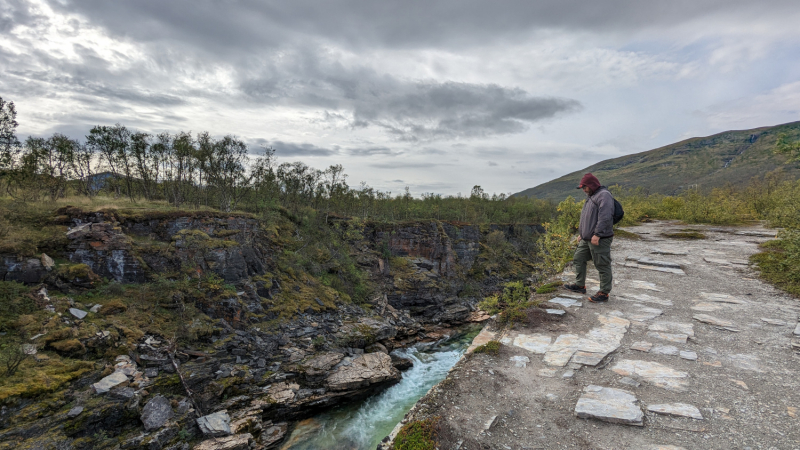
[326,352,400,391]
[141,395,174,431]
[197,410,232,437]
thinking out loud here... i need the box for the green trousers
[573,237,613,293]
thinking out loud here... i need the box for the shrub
[477,294,500,315]
[478,281,533,327]
[472,340,501,355]
[535,281,562,294]
[498,306,527,326]
[537,196,582,276]
[751,230,800,296]
[0,343,30,377]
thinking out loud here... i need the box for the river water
[279,325,482,450]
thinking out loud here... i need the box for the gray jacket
[578,186,614,240]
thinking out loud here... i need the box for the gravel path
[394,221,800,450]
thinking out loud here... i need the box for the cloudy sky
[2,0,800,196]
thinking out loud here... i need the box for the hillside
[515,121,800,201]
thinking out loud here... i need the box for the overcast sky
[2,0,800,196]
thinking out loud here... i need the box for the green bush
[498,306,527,326]
[477,294,500,315]
[751,230,800,296]
[535,281,562,294]
[472,340,501,355]
[478,281,534,327]
[537,196,582,276]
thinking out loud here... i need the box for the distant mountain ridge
[515,121,800,201]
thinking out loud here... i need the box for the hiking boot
[588,291,609,303]
[563,284,586,294]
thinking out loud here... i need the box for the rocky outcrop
[367,222,486,324]
[326,352,400,391]
[66,222,146,283]
[122,215,267,283]
[0,255,48,283]
[61,213,268,286]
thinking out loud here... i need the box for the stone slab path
[402,221,800,450]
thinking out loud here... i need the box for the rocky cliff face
[0,210,539,450]
[368,221,540,325]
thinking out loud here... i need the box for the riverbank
[279,325,482,449]
[393,221,800,449]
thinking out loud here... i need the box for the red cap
[577,173,601,191]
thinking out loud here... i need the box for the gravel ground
[396,221,800,450]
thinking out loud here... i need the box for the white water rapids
[279,327,481,450]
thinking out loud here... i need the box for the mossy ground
[0,355,94,402]
[613,228,642,240]
[392,417,440,450]
[662,230,707,239]
[0,275,223,404]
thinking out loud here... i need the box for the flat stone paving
[408,221,800,449]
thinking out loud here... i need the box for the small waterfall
[280,325,481,450]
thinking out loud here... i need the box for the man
[563,173,614,303]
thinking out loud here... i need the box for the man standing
[563,173,614,303]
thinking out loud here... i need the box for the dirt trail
[393,221,800,450]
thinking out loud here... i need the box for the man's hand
[591,235,600,245]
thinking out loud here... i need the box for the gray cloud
[421,147,448,155]
[347,146,396,157]
[352,82,581,141]
[44,1,800,52]
[238,49,580,141]
[369,162,450,169]
[0,0,41,33]
[270,141,338,157]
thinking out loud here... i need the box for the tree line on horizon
[0,97,556,224]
